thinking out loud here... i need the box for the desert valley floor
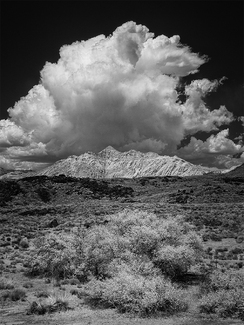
[0,170,244,325]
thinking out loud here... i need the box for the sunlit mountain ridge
[35,146,224,178]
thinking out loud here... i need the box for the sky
[0,1,243,171]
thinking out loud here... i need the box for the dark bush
[70,288,79,295]
[236,236,244,243]
[230,247,243,255]
[19,238,29,249]
[36,187,51,202]
[1,288,26,301]
[23,282,33,288]
[0,180,22,206]
[209,233,222,241]
[26,293,71,315]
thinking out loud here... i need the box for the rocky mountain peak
[33,147,224,179]
[97,146,120,158]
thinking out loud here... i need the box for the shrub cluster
[26,209,204,315]
[85,271,188,315]
[27,292,71,315]
[198,270,244,320]
[1,288,26,302]
[26,232,77,279]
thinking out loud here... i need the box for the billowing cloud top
[0,21,243,170]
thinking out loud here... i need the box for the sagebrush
[27,209,204,315]
[197,270,244,320]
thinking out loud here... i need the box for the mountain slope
[36,146,219,178]
[224,163,244,177]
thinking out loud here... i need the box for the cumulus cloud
[0,120,32,147]
[0,21,241,169]
[178,129,244,168]
[182,79,233,133]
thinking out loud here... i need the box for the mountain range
[1,146,242,180]
[34,146,223,178]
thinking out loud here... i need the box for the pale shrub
[28,209,203,286]
[80,225,124,279]
[181,230,204,254]
[198,289,244,320]
[77,209,204,280]
[201,269,244,293]
[154,245,197,278]
[108,210,159,235]
[198,270,244,320]
[85,270,188,315]
[124,225,161,256]
[26,209,204,315]
[106,254,161,278]
[27,233,77,279]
